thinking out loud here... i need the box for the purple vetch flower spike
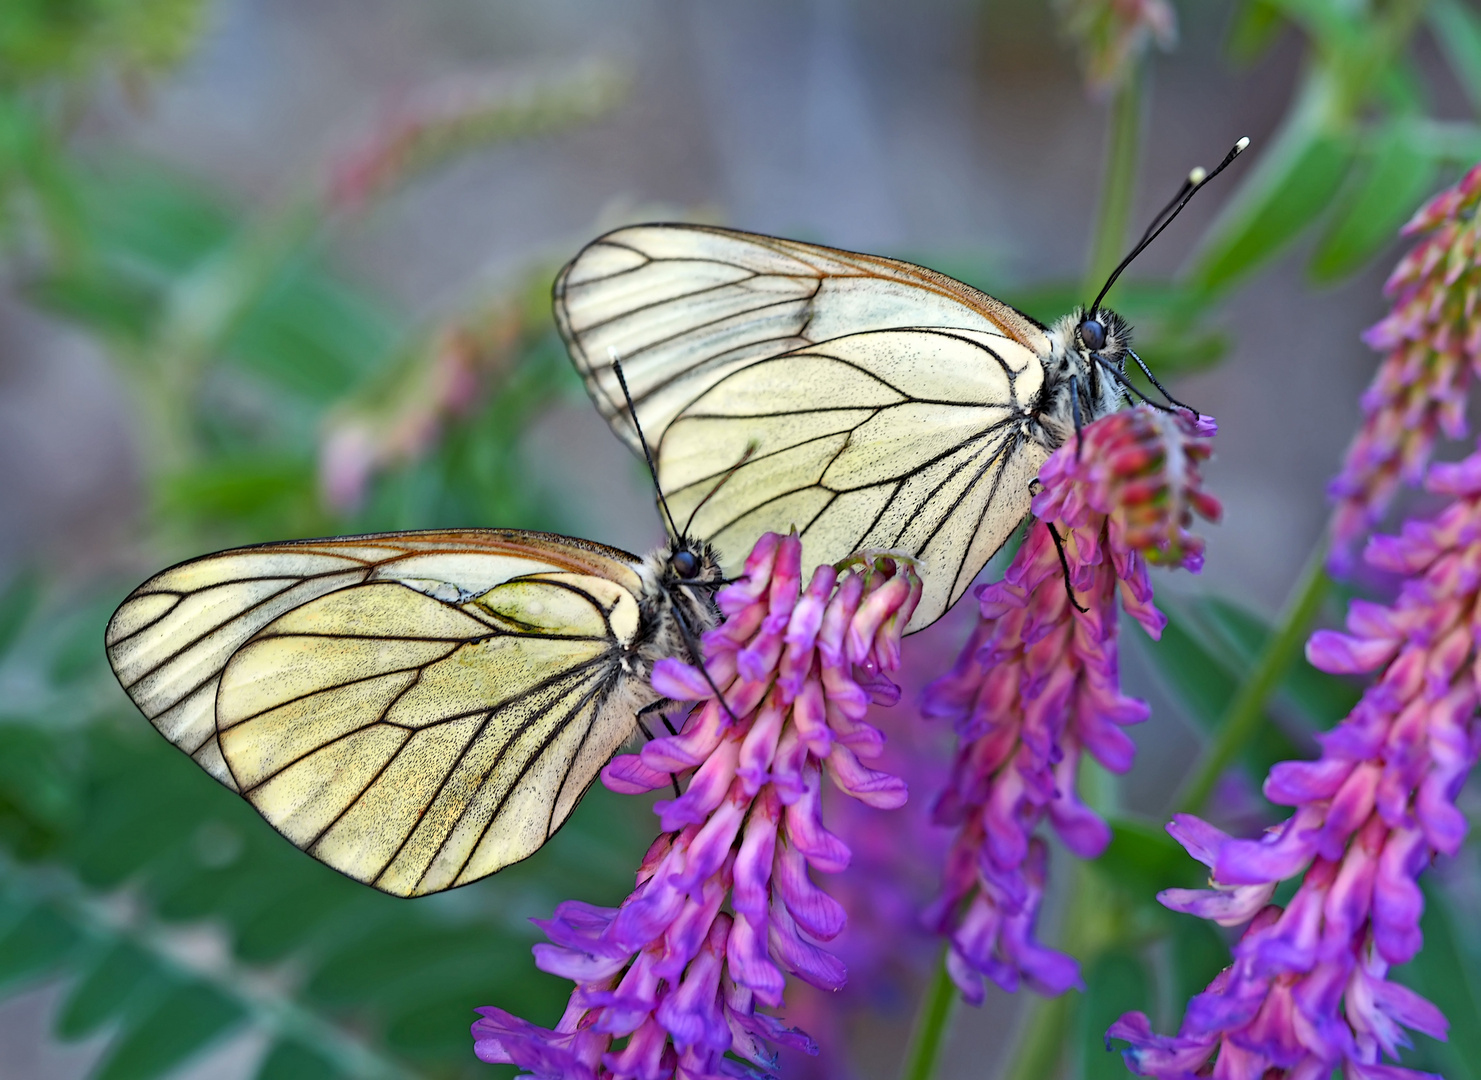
[1111,441,1481,1078]
[921,406,1219,1002]
[472,534,922,1080]
[1328,163,1481,572]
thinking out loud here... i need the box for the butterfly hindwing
[105,530,653,896]
[554,224,1051,457]
[660,327,1050,630]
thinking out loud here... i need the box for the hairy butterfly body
[106,528,722,897]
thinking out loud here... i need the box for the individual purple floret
[472,533,922,1080]
[1329,162,1481,572]
[921,406,1219,1003]
[1111,442,1481,1078]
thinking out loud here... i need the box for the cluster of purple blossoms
[471,533,922,1080]
[1111,444,1481,1077]
[921,405,1220,1002]
[1329,162,1481,571]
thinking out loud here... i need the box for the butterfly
[105,527,723,896]
[553,140,1244,632]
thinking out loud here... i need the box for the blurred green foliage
[3,1,1481,1079]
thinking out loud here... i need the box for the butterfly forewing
[554,224,1050,455]
[105,529,655,896]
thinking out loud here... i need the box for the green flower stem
[1085,64,1147,298]
[1175,539,1331,815]
[899,946,960,1080]
[999,993,1074,1080]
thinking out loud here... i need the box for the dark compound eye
[1078,318,1107,352]
[672,549,700,579]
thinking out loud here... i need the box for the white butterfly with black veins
[555,140,1245,632]
[106,528,723,896]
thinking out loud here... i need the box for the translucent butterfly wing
[660,328,1050,632]
[105,530,649,896]
[553,224,1050,453]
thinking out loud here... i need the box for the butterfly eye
[672,550,700,579]
[1078,319,1107,352]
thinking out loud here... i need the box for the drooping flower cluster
[921,406,1219,1002]
[1329,162,1481,572]
[1055,0,1177,93]
[1110,444,1481,1078]
[471,534,922,1080]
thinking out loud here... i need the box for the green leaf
[91,980,244,1080]
[256,1040,347,1080]
[1098,818,1195,899]
[1141,606,1237,731]
[55,941,162,1039]
[1310,122,1439,282]
[1078,951,1152,1079]
[0,724,78,856]
[0,903,82,988]
[1187,98,1354,299]
[1166,917,1229,1021]
[1429,0,1481,115]
[1228,0,1287,64]
[1191,597,1360,733]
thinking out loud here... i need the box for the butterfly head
[1071,306,1132,372]
[661,535,725,591]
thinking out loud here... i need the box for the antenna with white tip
[1089,136,1250,318]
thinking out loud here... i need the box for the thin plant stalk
[1085,66,1148,298]
[899,948,960,1080]
[1174,540,1330,815]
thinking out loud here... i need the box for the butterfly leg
[1128,348,1200,418]
[636,699,684,797]
[669,604,738,724]
[1045,521,1089,614]
[1069,373,1085,461]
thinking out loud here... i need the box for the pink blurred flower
[1329,163,1481,572]
[921,406,1219,1003]
[1057,0,1177,93]
[472,534,922,1080]
[1111,442,1481,1078]
[319,310,522,513]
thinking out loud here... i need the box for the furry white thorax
[1031,309,1130,451]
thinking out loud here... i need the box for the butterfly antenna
[669,603,739,724]
[610,353,682,540]
[1089,136,1249,319]
[682,442,758,538]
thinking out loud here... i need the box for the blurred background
[2,0,1480,1078]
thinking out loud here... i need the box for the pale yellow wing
[660,328,1050,632]
[214,570,644,896]
[105,529,643,791]
[553,223,1050,455]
